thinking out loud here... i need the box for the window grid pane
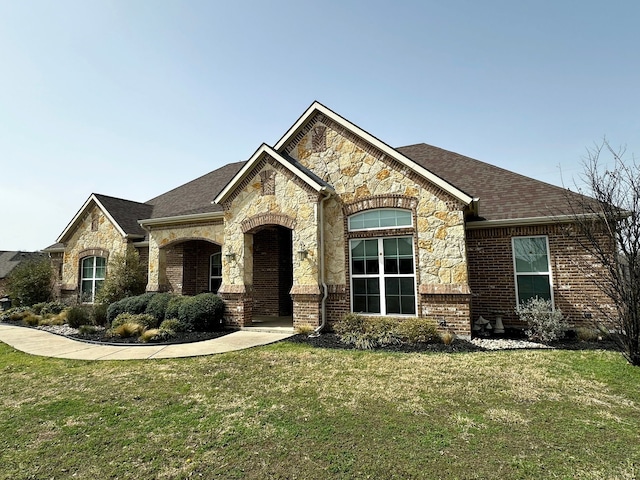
[513,237,553,306]
[348,209,412,231]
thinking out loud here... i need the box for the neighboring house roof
[0,251,47,279]
[398,143,590,223]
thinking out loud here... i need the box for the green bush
[78,324,98,335]
[124,293,157,315]
[91,303,108,327]
[159,318,189,333]
[165,295,188,321]
[106,298,130,324]
[40,302,66,316]
[94,249,147,305]
[66,306,91,329]
[396,317,441,344]
[6,258,53,307]
[516,297,568,343]
[145,293,175,323]
[178,293,225,332]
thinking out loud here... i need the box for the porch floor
[241,315,295,334]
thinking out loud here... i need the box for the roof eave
[139,211,224,229]
[465,213,602,230]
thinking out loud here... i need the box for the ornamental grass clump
[516,297,568,343]
[334,314,402,350]
[111,322,145,338]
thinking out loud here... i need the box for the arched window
[348,208,412,231]
[348,209,416,315]
[210,252,222,293]
[80,256,106,303]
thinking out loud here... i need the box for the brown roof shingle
[397,143,588,222]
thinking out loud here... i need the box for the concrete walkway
[0,323,294,360]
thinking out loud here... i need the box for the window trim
[512,235,555,308]
[349,236,417,316]
[348,208,413,232]
[80,256,106,304]
[209,252,222,293]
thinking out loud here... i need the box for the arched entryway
[251,225,293,326]
[163,239,222,295]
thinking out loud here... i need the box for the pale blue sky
[1,0,638,251]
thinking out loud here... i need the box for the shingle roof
[0,251,47,279]
[397,143,588,222]
[93,194,153,237]
[147,161,246,218]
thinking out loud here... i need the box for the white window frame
[348,208,413,232]
[209,252,222,293]
[349,236,417,316]
[80,256,106,304]
[512,235,555,308]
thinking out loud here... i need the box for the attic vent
[91,212,99,231]
[311,125,326,153]
[260,170,276,196]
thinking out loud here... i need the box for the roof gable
[274,102,474,206]
[57,194,152,243]
[213,144,334,206]
[0,251,47,279]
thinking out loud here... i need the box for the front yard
[0,340,638,479]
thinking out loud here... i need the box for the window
[210,252,222,293]
[350,237,416,315]
[348,208,412,231]
[513,236,553,306]
[80,256,106,303]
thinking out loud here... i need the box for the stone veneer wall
[466,223,613,329]
[287,118,472,335]
[59,205,129,298]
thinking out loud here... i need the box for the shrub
[40,302,65,316]
[516,297,568,343]
[159,318,189,333]
[110,313,156,331]
[146,293,174,323]
[91,303,108,327]
[66,306,91,328]
[23,313,41,326]
[165,295,188,321]
[124,293,157,315]
[6,258,53,307]
[106,298,130,324]
[334,314,402,350]
[178,293,224,332]
[94,249,147,305]
[396,317,441,344]
[140,328,175,343]
[78,324,98,335]
[575,327,602,342]
[111,322,144,338]
[441,331,456,345]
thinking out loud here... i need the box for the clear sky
[1,0,638,251]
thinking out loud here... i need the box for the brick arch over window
[78,248,110,260]
[241,213,296,234]
[343,195,418,216]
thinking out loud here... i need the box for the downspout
[311,189,331,336]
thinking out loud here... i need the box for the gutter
[139,211,224,229]
[311,188,331,336]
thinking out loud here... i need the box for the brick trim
[241,213,296,234]
[343,194,418,216]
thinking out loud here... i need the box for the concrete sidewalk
[0,324,294,360]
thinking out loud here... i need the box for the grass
[0,341,639,479]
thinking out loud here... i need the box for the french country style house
[45,102,608,337]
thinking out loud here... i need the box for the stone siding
[59,205,128,294]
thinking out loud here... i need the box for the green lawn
[0,341,639,479]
